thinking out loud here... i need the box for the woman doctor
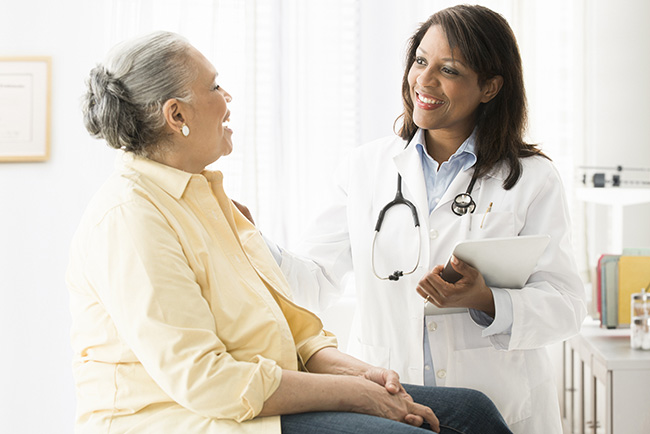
[276,5,587,434]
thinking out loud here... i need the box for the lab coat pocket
[449,346,531,426]
[467,211,515,238]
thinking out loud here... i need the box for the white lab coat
[280,134,587,434]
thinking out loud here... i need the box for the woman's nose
[221,88,232,103]
[416,67,440,88]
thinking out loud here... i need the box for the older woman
[66,31,512,433]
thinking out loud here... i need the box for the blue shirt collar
[413,128,478,171]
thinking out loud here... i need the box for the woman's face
[181,48,233,172]
[408,25,494,141]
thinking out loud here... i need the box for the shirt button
[429,229,439,239]
[424,365,431,371]
[427,321,438,332]
[437,369,447,379]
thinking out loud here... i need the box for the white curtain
[103,0,586,274]
[104,0,360,249]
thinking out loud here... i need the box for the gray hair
[82,31,196,156]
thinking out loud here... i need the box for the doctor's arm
[231,197,346,313]
[416,255,496,317]
[418,163,587,351]
[275,158,355,313]
[503,166,587,350]
[417,257,516,349]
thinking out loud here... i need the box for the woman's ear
[162,99,186,135]
[481,75,503,103]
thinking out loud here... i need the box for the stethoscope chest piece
[451,192,476,216]
[451,175,478,216]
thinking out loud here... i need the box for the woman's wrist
[344,375,379,413]
[305,347,373,377]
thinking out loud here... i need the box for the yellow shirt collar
[117,152,225,200]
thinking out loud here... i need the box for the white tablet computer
[425,235,550,316]
[441,234,551,288]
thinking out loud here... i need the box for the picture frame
[0,57,51,162]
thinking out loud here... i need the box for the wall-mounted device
[578,165,650,188]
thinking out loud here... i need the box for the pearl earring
[181,124,190,137]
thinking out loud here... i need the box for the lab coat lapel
[435,168,477,213]
[434,163,507,214]
[392,143,430,269]
[392,144,429,220]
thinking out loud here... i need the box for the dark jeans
[281,384,512,434]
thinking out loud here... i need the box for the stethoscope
[371,137,478,281]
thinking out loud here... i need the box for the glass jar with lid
[631,290,650,350]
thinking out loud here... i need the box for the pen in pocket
[480,202,493,229]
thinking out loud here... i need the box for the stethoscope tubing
[371,227,422,281]
[372,173,423,281]
[370,133,479,281]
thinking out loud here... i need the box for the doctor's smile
[414,91,445,110]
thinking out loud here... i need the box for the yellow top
[66,153,336,434]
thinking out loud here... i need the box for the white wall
[358,0,420,144]
[583,0,650,260]
[0,1,115,432]
[1,1,649,433]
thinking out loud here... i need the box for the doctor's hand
[231,199,255,225]
[417,255,496,317]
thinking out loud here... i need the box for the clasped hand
[416,255,496,317]
[361,367,440,432]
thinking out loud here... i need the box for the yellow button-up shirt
[66,153,336,434]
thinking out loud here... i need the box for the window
[104,0,585,274]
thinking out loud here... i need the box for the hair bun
[87,65,130,105]
[83,64,136,149]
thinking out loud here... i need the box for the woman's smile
[414,90,445,110]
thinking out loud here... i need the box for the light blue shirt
[414,129,477,212]
[413,128,514,386]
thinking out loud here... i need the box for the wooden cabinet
[561,320,650,433]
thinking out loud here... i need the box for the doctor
[277,5,587,434]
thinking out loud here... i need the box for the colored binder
[596,254,613,322]
[618,256,650,326]
[622,248,650,256]
[600,255,620,328]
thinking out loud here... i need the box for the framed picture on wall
[0,57,51,162]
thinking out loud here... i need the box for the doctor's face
[408,25,495,140]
